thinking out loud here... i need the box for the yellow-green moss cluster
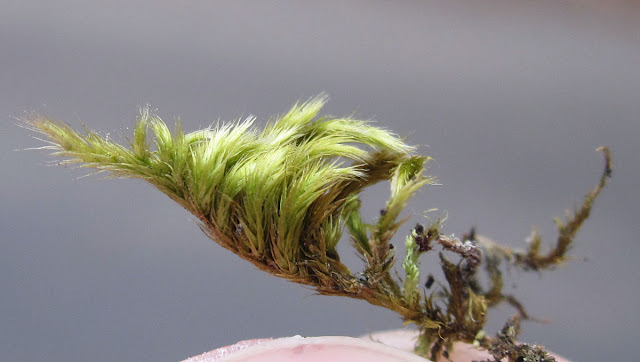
[28,96,610,361]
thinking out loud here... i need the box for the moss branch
[27,97,610,362]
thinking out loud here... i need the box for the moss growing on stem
[26,96,611,361]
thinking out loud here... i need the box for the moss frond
[28,97,610,362]
[28,96,426,277]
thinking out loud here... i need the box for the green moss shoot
[26,96,611,361]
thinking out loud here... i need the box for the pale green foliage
[402,231,421,308]
[28,96,611,361]
[28,95,432,287]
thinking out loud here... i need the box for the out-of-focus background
[2,1,638,361]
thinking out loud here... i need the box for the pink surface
[183,338,273,361]
[183,335,426,362]
[183,330,571,362]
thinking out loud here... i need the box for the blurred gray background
[2,1,638,361]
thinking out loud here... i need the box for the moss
[27,96,611,361]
